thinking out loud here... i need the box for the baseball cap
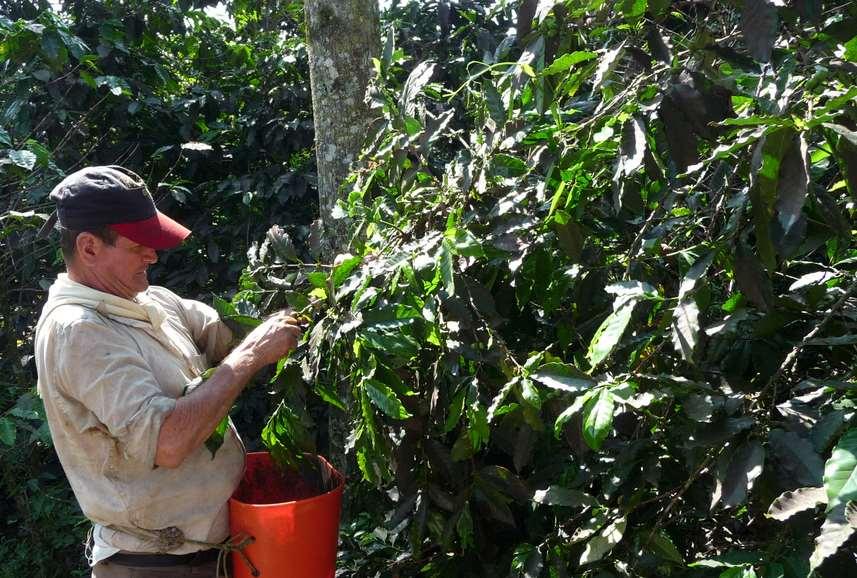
[43,165,190,250]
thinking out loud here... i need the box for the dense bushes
[248,1,857,576]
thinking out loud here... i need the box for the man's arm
[155,311,302,468]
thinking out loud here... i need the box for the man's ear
[74,232,103,266]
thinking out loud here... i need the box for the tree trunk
[305,0,380,487]
[305,0,380,258]
[516,0,538,42]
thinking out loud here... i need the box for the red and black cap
[43,166,190,250]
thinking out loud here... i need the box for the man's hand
[155,310,302,468]
[238,310,303,369]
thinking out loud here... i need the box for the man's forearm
[154,346,259,468]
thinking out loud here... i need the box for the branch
[754,275,857,410]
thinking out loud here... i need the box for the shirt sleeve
[178,297,235,364]
[55,319,176,469]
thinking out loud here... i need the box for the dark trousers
[91,558,219,577]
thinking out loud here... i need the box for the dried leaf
[532,485,598,508]
[672,298,700,361]
[769,429,824,488]
[592,43,625,92]
[616,117,647,179]
[659,96,698,170]
[741,0,779,63]
[733,244,773,311]
[646,25,672,64]
[767,486,827,520]
[400,61,436,115]
[772,133,809,256]
[712,440,765,509]
[810,503,855,571]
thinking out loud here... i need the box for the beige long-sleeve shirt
[34,274,245,565]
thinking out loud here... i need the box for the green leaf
[364,378,411,419]
[648,530,684,564]
[313,382,347,411]
[579,516,626,565]
[554,391,592,438]
[357,322,420,359]
[445,386,467,432]
[438,238,455,295]
[823,428,857,512]
[532,485,598,508]
[332,255,362,288]
[542,51,597,75]
[587,299,637,368]
[592,43,625,92]
[447,228,484,257]
[604,280,660,303]
[582,388,615,451]
[94,75,130,96]
[490,154,528,177]
[0,417,16,446]
[0,127,10,147]
[204,416,230,459]
[531,362,595,393]
[467,396,489,450]
[7,150,36,170]
[842,35,857,62]
[749,127,794,269]
[622,0,647,21]
[520,378,541,410]
[484,81,505,125]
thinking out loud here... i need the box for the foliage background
[2,1,857,577]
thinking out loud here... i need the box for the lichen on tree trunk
[305,0,380,486]
[306,0,380,258]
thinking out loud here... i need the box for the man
[34,166,302,577]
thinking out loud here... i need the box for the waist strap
[108,548,219,567]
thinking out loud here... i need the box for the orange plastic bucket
[229,452,344,578]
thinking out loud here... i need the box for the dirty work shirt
[34,274,245,566]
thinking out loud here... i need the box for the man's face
[93,234,158,299]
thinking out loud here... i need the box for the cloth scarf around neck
[38,273,168,331]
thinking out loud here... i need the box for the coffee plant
[240,1,857,576]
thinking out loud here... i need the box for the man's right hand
[238,310,303,368]
[155,310,303,468]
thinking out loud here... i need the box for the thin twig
[752,275,857,410]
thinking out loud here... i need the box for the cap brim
[108,211,191,250]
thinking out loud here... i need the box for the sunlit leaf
[823,428,857,512]
[579,516,626,565]
[364,378,412,420]
[582,388,614,450]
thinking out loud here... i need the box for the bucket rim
[230,451,345,509]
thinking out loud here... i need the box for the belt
[108,548,220,567]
